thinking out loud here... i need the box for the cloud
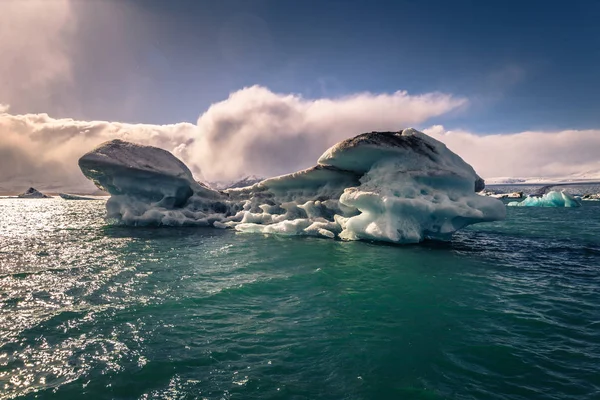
[0,113,196,192]
[0,0,157,120]
[0,0,74,108]
[0,86,465,191]
[194,85,467,180]
[1,85,599,193]
[424,125,600,179]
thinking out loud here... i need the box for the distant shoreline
[2,181,600,196]
[487,181,600,187]
[0,192,110,197]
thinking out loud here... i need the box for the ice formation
[59,193,104,200]
[478,189,524,199]
[79,129,506,244]
[507,191,581,207]
[17,187,50,198]
[582,193,600,201]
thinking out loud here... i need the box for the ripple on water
[0,198,599,399]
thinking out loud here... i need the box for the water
[0,196,599,399]
[487,182,600,196]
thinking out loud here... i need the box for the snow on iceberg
[78,129,506,244]
[507,191,581,207]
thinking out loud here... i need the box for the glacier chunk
[58,193,104,200]
[79,139,202,207]
[507,191,581,207]
[78,129,505,244]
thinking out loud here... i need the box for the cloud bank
[194,86,466,181]
[423,126,600,180]
[0,111,196,193]
[0,86,465,192]
[0,85,599,193]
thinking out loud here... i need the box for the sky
[1,0,599,192]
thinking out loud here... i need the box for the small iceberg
[59,193,103,200]
[17,187,50,198]
[478,190,523,199]
[507,191,581,207]
[581,193,600,201]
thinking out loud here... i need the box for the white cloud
[0,113,197,193]
[1,85,599,193]
[0,86,465,191]
[194,85,467,180]
[424,125,600,179]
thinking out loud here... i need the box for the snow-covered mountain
[206,175,265,190]
[485,170,600,185]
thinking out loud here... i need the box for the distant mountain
[486,170,600,185]
[207,175,264,190]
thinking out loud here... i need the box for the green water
[0,198,599,399]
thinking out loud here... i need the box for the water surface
[0,197,599,399]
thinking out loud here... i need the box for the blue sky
[2,0,600,133]
[1,0,600,189]
[49,0,598,133]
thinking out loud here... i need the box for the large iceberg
[507,191,581,207]
[79,129,505,244]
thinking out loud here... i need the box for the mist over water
[1,196,599,399]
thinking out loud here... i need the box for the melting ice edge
[79,128,506,244]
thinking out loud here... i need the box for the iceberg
[478,189,524,199]
[78,129,506,244]
[507,191,581,207]
[17,187,50,198]
[582,193,600,201]
[59,193,105,200]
